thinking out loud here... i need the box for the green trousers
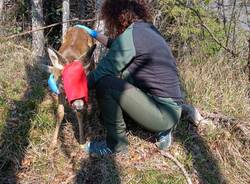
[95,76,182,152]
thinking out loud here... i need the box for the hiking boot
[83,139,128,157]
[156,128,172,150]
[83,140,113,156]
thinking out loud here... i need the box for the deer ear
[78,44,96,65]
[47,48,65,70]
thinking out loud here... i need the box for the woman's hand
[74,24,110,47]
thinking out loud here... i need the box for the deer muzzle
[72,99,85,111]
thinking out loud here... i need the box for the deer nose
[72,99,85,111]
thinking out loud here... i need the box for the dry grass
[179,55,250,120]
[0,40,249,184]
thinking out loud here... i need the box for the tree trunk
[78,0,85,19]
[62,0,70,39]
[94,0,105,64]
[31,0,44,57]
[0,0,4,36]
[0,0,3,21]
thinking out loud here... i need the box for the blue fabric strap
[48,74,60,95]
[75,24,98,39]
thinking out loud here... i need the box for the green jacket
[88,20,182,100]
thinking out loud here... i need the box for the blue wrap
[48,74,60,95]
[74,24,98,38]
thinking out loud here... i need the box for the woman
[75,0,183,156]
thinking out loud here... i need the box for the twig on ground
[159,150,192,184]
[125,175,134,184]
[62,174,76,184]
[135,176,143,184]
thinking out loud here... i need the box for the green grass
[128,170,185,184]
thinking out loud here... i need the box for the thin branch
[201,23,237,56]
[226,0,237,46]
[175,0,238,57]
[160,150,193,184]
[62,174,76,184]
[1,18,96,40]
[124,146,193,184]
[221,0,227,34]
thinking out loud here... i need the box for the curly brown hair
[100,0,152,38]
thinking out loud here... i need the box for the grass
[0,39,249,184]
[127,170,185,184]
[179,55,250,120]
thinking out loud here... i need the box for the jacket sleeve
[88,27,136,88]
[107,38,114,48]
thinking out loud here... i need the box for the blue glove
[75,24,98,39]
[48,74,60,95]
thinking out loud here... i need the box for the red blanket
[62,61,88,104]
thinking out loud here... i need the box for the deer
[43,27,96,148]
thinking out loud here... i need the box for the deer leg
[52,104,65,146]
[75,110,85,147]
